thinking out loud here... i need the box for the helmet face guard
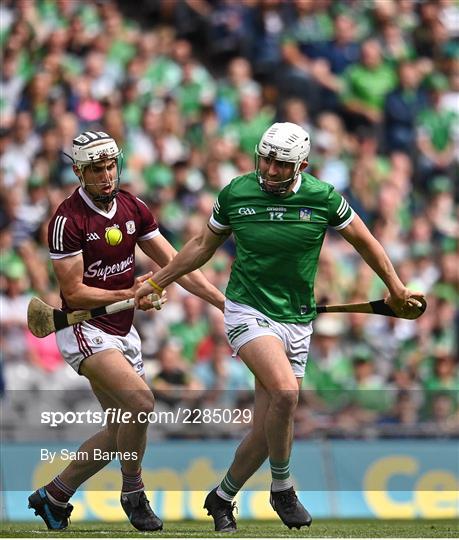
[255,151,301,195]
[72,131,123,204]
[255,122,310,196]
[79,154,123,204]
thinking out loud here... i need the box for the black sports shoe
[270,487,312,529]
[120,491,163,531]
[28,488,73,530]
[203,487,237,532]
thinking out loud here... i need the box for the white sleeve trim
[333,208,355,230]
[209,215,231,231]
[49,250,83,260]
[51,215,68,251]
[138,229,160,241]
[136,197,149,208]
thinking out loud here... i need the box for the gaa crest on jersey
[126,220,136,234]
[238,207,256,215]
[299,208,312,221]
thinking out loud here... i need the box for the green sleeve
[327,187,355,229]
[210,184,232,231]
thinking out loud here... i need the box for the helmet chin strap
[90,188,119,204]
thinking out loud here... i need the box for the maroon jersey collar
[78,187,118,219]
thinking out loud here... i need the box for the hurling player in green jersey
[136,122,424,532]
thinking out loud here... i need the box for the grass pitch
[1,519,458,538]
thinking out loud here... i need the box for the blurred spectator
[8,111,40,162]
[170,295,209,363]
[73,76,105,129]
[396,0,419,35]
[0,260,32,364]
[280,97,313,134]
[340,38,397,129]
[17,72,54,129]
[215,57,260,126]
[351,126,391,201]
[309,12,360,111]
[248,0,288,83]
[84,50,118,101]
[384,61,428,153]
[341,311,381,372]
[26,329,64,373]
[193,336,252,405]
[425,176,458,240]
[0,125,30,188]
[424,392,459,436]
[195,307,228,361]
[206,0,251,63]
[173,58,215,124]
[153,340,203,407]
[279,0,333,112]
[0,50,26,128]
[379,19,415,66]
[343,163,377,227]
[440,69,459,169]
[315,246,351,304]
[223,86,274,155]
[305,315,351,410]
[416,73,457,187]
[349,352,390,413]
[439,0,459,40]
[377,391,420,434]
[312,127,349,192]
[161,2,204,47]
[31,124,67,188]
[423,351,458,414]
[11,177,49,246]
[412,1,439,59]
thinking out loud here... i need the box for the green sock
[217,471,242,501]
[270,458,293,492]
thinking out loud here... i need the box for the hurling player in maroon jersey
[28,131,225,531]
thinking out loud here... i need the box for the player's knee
[270,388,299,415]
[127,391,155,417]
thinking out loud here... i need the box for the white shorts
[55,322,144,376]
[224,299,313,378]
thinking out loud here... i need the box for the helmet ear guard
[255,122,310,195]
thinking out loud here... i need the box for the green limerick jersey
[210,172,355,323]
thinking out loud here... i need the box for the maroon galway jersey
[48,187,159,335]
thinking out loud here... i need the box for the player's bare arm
[135,225,229,308]
[138,233,226,311]
[52,254,156,310]
[338,214,425,312]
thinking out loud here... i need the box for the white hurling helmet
[71,131,123,203]
[255,122,310,195]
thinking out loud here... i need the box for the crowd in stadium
[0,0,458,439]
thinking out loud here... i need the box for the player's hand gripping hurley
[317,296,426,319]
[27,292,166,338]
